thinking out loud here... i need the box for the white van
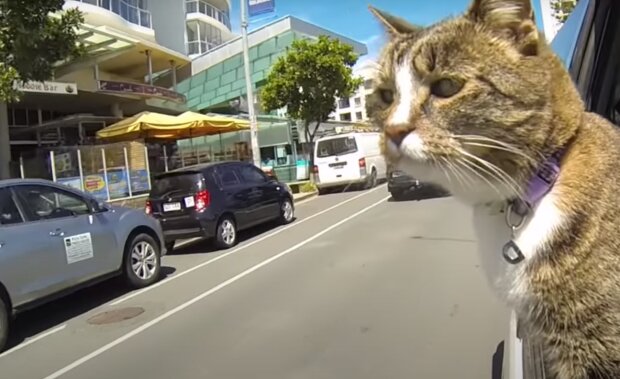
[313,131,386,194]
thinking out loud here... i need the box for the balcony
[187,40,221,56]
[185,0,231,30]
[73,0,152,28]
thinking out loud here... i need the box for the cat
[367,0,620,378]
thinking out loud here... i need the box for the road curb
[293,191,317,202]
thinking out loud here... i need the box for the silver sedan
[0,179,166,352]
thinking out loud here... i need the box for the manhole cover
[87,307,144,325]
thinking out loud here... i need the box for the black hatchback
[146,161,295,251]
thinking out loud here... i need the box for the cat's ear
[368,6,420,36]
[466,0,539,55]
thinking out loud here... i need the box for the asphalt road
[0,184,509,379]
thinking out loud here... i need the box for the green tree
[551,0,579,23]
[261,35,362,161]
[0,0,84,102]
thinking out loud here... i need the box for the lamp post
[240,0,261,167]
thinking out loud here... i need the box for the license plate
[163,202,181,212]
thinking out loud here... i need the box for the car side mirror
[91,199,109,213]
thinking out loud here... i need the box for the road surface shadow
[170,218,297,256]
[317,179,387,196]
[388,187,451,202]
[5,266,176,350]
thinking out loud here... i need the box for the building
[331,60,379,123]
[539,0,564,42]
[0,0,241,178]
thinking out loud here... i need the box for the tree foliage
[551,0,579,23]
[0,0,84,102]
[261,35,362,145]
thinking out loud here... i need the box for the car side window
[14,185,91,221]
[218,166,241,187]
[0,189,23,226]
[238,165,268,184]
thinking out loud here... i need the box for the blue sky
[230,0,544,64]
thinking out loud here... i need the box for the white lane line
[173,194,318,250]
[110,185,386,306]
[43,195,390,379]
[0,324,66,359]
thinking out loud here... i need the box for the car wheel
[165,241,175,254]
[317,187,328,196]
[215,216,237,249]
[124,233,161,288]
[279,197,294,224]
[0,297,9,353]
[365,168,377,189]
[391,191,407,201]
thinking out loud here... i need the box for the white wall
[149,0,188,55]
[332,60,379,122]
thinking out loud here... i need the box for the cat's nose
[385,126,411,147]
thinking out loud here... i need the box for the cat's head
[368,0,582,203]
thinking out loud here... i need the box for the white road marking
[0,324,66,358]
[110,185,386,306]
[43,195,390,379]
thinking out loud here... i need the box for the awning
[96,111,250,142]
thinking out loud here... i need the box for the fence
[20,141,151,202]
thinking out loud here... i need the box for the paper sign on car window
[184,196,195,208]
[64,233,94,264]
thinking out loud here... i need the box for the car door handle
[50,229,65,237]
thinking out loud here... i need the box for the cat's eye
[430,78,464,98]
[379,89,394,105]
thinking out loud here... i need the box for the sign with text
[248,0,275,16]
[97,80,186,103]
[14,80,77,95]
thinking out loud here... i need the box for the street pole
[241,0,261,167]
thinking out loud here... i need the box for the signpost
[248,0,275,16]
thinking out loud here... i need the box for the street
[0,185,509,379]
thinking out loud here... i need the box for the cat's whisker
[460,141,535,162]
[441,157,469,190]
[453,134,539,161]
[459,150,523,199]
[462,156,523,200]
[456,158,504,197]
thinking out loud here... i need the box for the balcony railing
[74,0,152,29]
[185,1,231,30]
[187,40,221,55]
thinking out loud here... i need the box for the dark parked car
[146,161,295,252]
[387,164,448,201]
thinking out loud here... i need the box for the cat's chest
[471,192,564,303]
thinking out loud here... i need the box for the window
[364,79,373,90]
[338,98,350,109]
[317,137,358,158]
[356,111,363,120]
[152,172,204,197]
[340,113,352,122]
[238,165,267,184]
[218,167,241,187]
[354,97,362,107]
[0,189,23,225]
[14,185,90,221]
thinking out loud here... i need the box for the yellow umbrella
[97,111,197,142]
[177,111,250,136]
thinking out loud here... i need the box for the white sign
[64,233,94,264]
[184,196,195,208]
[14,80,78,95]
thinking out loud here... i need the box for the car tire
[0,297,9,353]
[279,197,295,225]
[317,187,328,196]
[215,215,237,249]
[391,191,407,201]
[124,233,161,289]
[165,241,175,254]
[365,168,377,189]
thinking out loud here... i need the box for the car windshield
[151,172,204,197]
[316,136,358,158]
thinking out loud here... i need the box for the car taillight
[195,190,210,212]
[358,158,366,168]
[145,200,152,215]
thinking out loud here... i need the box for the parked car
[502,0,620,378]
[0,178,165,352]
[146,161,295,252]
[313,131,387,194]
[387,164,449,201]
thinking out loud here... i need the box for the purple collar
[511,149,565,217]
